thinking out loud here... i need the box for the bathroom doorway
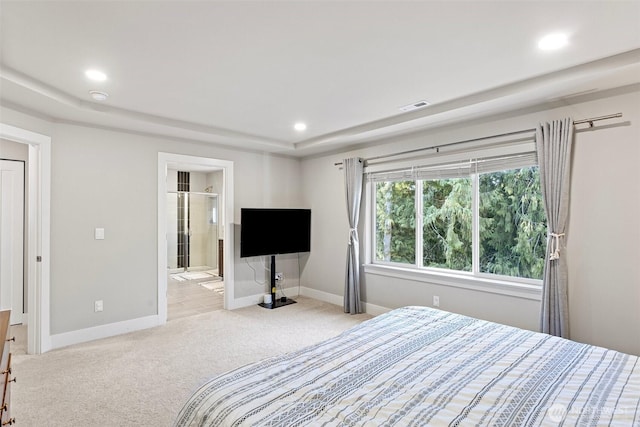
[166,169,225,320]
[158,152,234,322]
[167,191,220,275]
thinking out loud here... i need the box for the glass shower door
[188,193,218,272]
[167,192,190,272]
[167,192,219,274]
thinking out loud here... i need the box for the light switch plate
[95,228,105,240]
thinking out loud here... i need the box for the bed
[174,306,640,426]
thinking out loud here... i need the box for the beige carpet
[11,297,372,426]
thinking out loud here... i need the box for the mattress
[174,306,640,426]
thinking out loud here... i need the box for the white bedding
[174,306,640,426]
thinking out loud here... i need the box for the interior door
[0,160,24,325]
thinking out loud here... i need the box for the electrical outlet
[432,296,440,307]
[275,272,283,282]
[94,300,104,312]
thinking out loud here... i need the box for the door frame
[158,153,235,322]
[0,123,51,354]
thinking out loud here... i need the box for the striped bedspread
[174,306,640,426]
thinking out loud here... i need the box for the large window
[422,177,472,271]
[479,167,546,280]
[372,156,546,282]
[375,181,416,264]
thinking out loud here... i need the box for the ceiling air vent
[399,100,431,112]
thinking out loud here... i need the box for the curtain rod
[334,113,622,166]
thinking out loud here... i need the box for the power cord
[276,275,287,299]
[246,256,302,300]
[246,257,287,299]
[263,259,283,299]
[244,257,267,287]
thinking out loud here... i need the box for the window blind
[368,152,538,182]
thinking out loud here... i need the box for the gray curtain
[343,158,364,314]
[536,117,574,338]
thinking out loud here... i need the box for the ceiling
[1,1,639,157]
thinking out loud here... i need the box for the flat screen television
[240,208,311,258]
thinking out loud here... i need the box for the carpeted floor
[11,297,372,426]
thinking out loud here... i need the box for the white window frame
[363,142,543,301]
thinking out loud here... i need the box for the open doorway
[1,149,26,328]
[157,153,234,324]
[166,169,224,320]
[0,123,52,355]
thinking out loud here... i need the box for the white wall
[301,86,640,355]
[1,106,304,337]
[1,138,29,160]
[567,90,640,355]
[2,85,638,355]
[231,154,305,300]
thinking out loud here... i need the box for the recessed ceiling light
[85,69,107,81]
[294,122,307,131]
[538,33,569,51]
[89,90,109,101]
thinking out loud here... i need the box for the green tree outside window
[376,181,415,264]
[374,166,546,281]
[423,178,472,271]
[479,167,546,280]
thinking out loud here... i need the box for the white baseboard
[50,315,161,350]
[227,293,263,310]
[361,301,391,316]
[299,287,342,306]
[48,289,391,350]
[228,286,304,310]
[299,287,391,316]
[229,287,350,311]
[227,282,393,316]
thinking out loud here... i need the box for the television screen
[240,208,311,258]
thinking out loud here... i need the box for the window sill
[363,263,542,301]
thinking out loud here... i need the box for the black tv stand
[259,297,297,309]
[258,255,296,309]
